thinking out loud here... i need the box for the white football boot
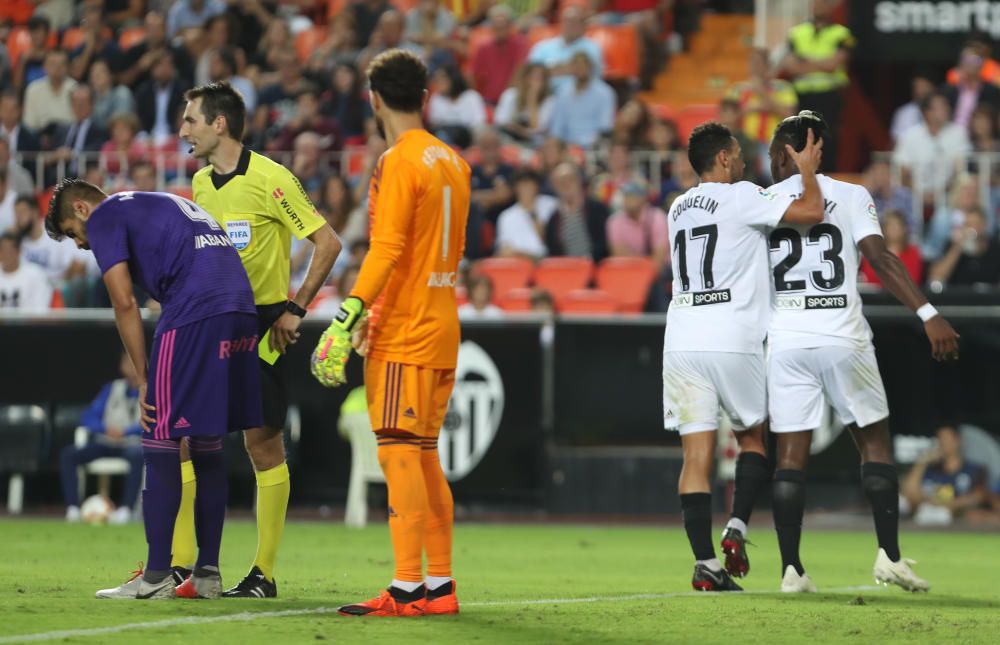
[873,548,929,592]
[781,565,817,593]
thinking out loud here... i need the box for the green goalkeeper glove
[311,296,365,387]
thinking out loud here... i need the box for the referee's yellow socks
[171,459,197,569]
[253,462,290,581]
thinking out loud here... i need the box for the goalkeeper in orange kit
[311,49,471,617]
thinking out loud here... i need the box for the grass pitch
[1,519,997,643]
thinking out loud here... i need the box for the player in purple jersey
[45,178,263,600]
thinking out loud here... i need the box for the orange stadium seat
[496,287,534,312]
[455,286,468,308]
[51,289,65,309]
[327,0,349,20]
[391,0,420,12]
[294,25,328,64]
[596,257,657,313]
[557,289,618,315]
[533,257,593,301]
[676,104,720,143]
[586,25,639,80]
[473,257,534,296]
[528,24,560,46]
[118,27,146,50]
[60,27,85,50]
[6,27,32,68]
[166,185,193,201]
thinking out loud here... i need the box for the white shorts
[663,351,767,435]
[768,345,889,433]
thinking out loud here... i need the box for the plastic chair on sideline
[339,386,384,528]
[73,426,134,502]
[0,405,48,515]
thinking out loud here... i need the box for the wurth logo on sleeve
[272,188,284,200]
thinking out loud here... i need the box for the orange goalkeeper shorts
[365,357,456,439]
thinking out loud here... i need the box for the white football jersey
[665,181,794,354]
[767,174,884,350]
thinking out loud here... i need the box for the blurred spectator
[863,158,914,233]
[222,0,276,59]
[726,48,797,178]
[271,89,341,153]
[68,1,124,82]
[247,17,293,81]
[291,132,326,200]
[12,194,86,289]
[496,168,558,259]
[612,98,653,149]
[969,105,999,154]
[471,4,529,105]
[717,99,759,181]
[942,46,1000,129]
[646,118,683,193]
[358,10,422,72]
[168,0,226,39]
[32,1,74,31]
[60,351,144,525]
[660,151,697,208]
[405,0,457,59]
[22,49,77,134]
[0,91,39,156]
[779,0,853,171]
[459,274,504,319]
[549,53,615,148]
[129,160,157,192]
[254,49,315,140]
[48,85,107,178]
[922,174,990,261]
[351,0,393,51]
[893,92,971,196]
[207,46,258,114]
[495,62,554,145]
[471,126,515,222]
[12,15,51,92]
[890,72,936,143]
[194,15,232,86]
[928,206,1000,288]
[537,136,570,192]
[860,209,922,287]
[0,169,15,231]
[0,136,33,198]
[318,174,367,246]
[104,0,145,29]
[89,59,135,131]
[606,179,670,270]
[903,425,989,525]
[544,162,610,262]
[322,63,370,141]
[596,0,666,89]
[947,34,1000,85]
[0,231,52,312]
[592,140,644,207]
[531,288,556,315]
[315,11,362,69]
[100,113,149,178]
[527,6,603,91]
[119,12,195,88]
[428,65,487,148]
[135,49,189,143]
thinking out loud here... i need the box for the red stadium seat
[391,0,420,12]
[496,287,534,312]
[586,25,639,80]
[596,257,658,313]
[527,24,559,46]
[166,185,193,201]
[118,27,146,50]
[533,257,593,302]
[676,104,720,144]
[455,286,469,308]
[50,289,64,309]
[557,289,618,315]
[465,25,493,75]
[7,27,31,68]
[472,257,534,297]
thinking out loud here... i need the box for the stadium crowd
[2,0,1000,317]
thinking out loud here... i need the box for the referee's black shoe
[222,565,277,598]
[691,564,743,592]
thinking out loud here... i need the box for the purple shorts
[146,312,263,439]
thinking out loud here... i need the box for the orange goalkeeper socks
[420,444,453,578]
[377,440,427,583]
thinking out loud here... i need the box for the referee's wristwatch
[285,300,307,319]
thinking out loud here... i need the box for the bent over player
[663,122,824,591]
[764,112,960,593]
[46,181,261,599]
[311,49,470,617]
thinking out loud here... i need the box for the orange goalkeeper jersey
[351,129,471,370]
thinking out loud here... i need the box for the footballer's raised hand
[787,127,823,175]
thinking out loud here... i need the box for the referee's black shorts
[256,302,289,431]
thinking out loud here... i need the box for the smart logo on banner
[439,341,504,480]
[853,1,1000,61]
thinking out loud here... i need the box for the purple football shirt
[86,191,256,332]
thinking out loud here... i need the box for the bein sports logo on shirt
[757,187,778,201]
[226,220,252,251]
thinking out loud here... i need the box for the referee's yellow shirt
[192,149,326,306]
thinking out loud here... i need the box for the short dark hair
[184,81,247,140]
[719,97,741,112]
[45,48,69,63]
[513,168,542,186]
[772,110,828,153]
[44,178,107,241]
[367,49,427,114]
[26,15,50,32]
[15,195,39,211]
[0,231,21,249]
[687,122,734,175]
[919,91,947,114]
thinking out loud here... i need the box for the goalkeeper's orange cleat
[175,575,198,599]
[338,586,426,617]
[424,580,459,616]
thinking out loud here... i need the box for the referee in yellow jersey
[177,82,341,598]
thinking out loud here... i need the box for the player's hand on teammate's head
[787,127,823,175]
[924,315,960,362]
[138,383,156,432]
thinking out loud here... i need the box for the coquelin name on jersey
[671,194,720,220]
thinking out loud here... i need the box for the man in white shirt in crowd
[0,232,52,312]
[548,53,616,149]
[23,49,77,134]
[496,169,558,260]
[528,6,603,92]
[0,169,19,233]
[13,195,87,288]
[0,136,34,198]
[893,91,971,198]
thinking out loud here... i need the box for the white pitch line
[0,586,883,643]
